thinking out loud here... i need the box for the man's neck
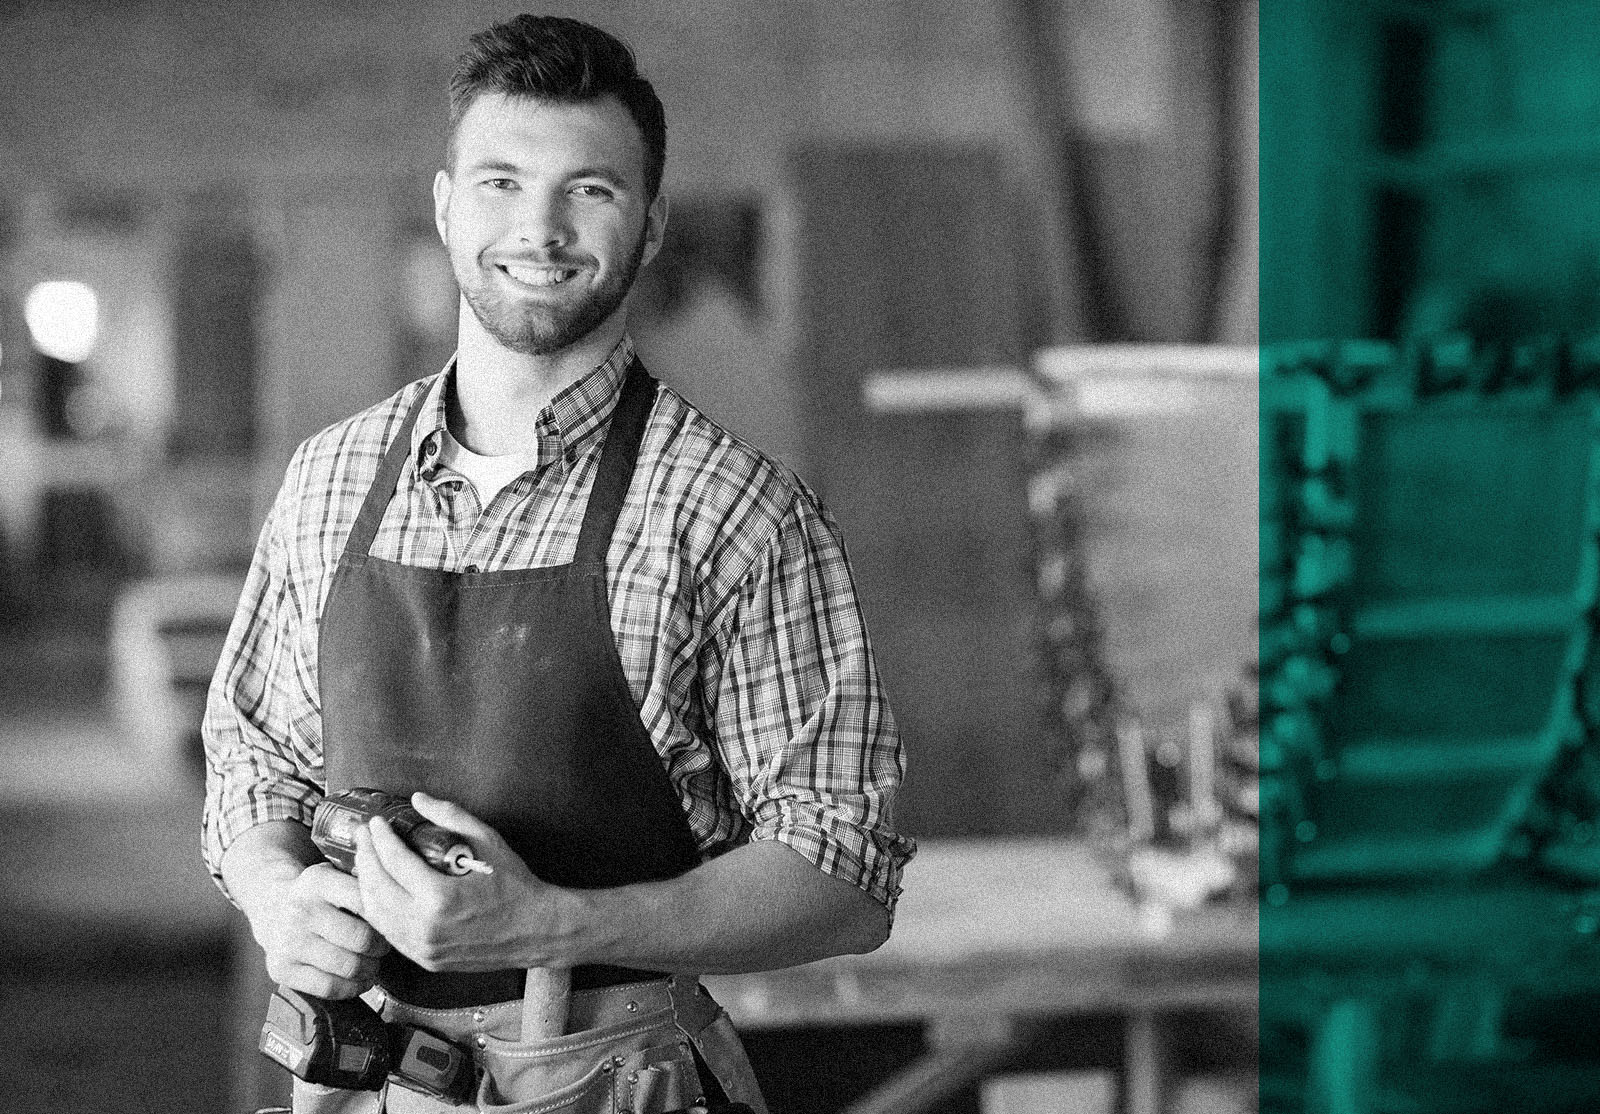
[449,313,626,456]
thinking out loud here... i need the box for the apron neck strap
[574,360,657,566]
[342,360,658,563]
[345,386,432,558]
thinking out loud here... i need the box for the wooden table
[1256,883,1600,1114]
[703,838,1258,1114]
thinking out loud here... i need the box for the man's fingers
[296,911,386,975]
[305,936,366,982]
[410,791,501,850]
[299,861,366,918]
[270,959,370,1001]
[358,818,432,899]
[265,931,381,999]
[307,903,390,959]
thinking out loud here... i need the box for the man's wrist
[523,883,627,970]
[220,819,320,920]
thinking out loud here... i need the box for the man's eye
[572,184,614,200]
[483,178,517,190]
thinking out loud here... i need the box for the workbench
[703,838,1258,1114]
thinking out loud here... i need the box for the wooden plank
[1369,133,1600,187]
[1036,344,1258,381]
[861,367,1030,413]
[1336,736,1556,780]
[1348,594,1581,639]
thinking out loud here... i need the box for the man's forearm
[550,841,890,975]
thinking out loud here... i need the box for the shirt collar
[412,335,637,480]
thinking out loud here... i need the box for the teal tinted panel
[1329,633,1569,741]
[1308,776,1534,843]
[1349,409,1591,601]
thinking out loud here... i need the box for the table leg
[840,1016,1024,1114]
[1121,1009,1171,1114]
[1308,997,1380,1114]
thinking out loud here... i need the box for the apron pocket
[476,1056,612,1114]
[477,1007,699,1113]
[477,1040,698,1114]
[625,1049,697,1111]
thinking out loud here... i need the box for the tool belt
[376,975,759,1112]
[273,976,765,1112]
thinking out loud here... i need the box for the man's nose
[515,193,572,249]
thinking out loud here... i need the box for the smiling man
[443,92,657,364]
[201,14,912,1114]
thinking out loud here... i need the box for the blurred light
[24,280,100,363]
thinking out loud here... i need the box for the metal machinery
[1259,337,1600,1114]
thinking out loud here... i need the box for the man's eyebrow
[464,159,524,175]
[569,166,630,189]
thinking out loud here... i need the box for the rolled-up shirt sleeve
[201,455,326,902]
[706,493,915,921]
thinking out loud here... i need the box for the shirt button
[471,1010,486,1024]
[474,1035,487,1050]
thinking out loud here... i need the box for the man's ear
[640,191,668,270]
[432,170,453,245]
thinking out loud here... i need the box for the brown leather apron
[306,362,766,1112]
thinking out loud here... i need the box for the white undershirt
[437,427,538,504]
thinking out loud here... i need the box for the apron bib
[305,363,767,1113]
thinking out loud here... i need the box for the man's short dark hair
[448,15,667,201]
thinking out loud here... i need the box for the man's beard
[460,228,648,356]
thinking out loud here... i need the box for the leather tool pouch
[470,1003,700,1113]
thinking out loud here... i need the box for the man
[202,13,913,1113]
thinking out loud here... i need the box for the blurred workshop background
[26,0,1600,1112]
[3,0,1243,1111]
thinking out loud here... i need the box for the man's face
[434,92,665,356]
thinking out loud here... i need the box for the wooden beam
[1368,134,1600,187]
[997,0,1113,342]
[1347,594,1582,639]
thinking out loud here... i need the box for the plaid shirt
[202,337,913,916]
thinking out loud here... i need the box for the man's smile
[498,262,581,288]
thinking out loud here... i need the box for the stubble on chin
[461,231,648,357]
[463,285,598,356]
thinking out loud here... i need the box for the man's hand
[251,862,391,998]
[220,819,393,1000]
[353,792,568,973]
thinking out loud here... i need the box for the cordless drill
[257,788,490,1104]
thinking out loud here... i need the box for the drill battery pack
[260,986,475,1104]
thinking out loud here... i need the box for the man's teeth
[504,264,577,287]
